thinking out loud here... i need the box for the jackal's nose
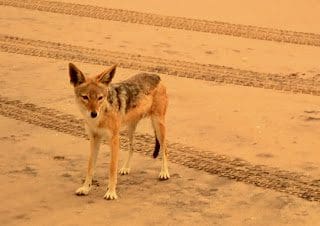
[91,111,97,118]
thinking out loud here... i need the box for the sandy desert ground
[0,0,320,225]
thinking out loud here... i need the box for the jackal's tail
[153,135,160,158]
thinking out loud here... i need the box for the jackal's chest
[84,119,111,138]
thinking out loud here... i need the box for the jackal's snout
[90,111,98,118]
[86,101,101,119]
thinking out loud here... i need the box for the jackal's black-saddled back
[107,73,161,113]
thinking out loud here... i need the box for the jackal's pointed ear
[96,64,117,85]
[69,63,85,86]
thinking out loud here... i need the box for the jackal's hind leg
[152,116,170,180]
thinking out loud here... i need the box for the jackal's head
[68,63,117,119]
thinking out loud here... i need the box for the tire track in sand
[1,34,320,96]
[1,0,320,47]
[0,96,319,202]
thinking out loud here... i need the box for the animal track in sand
[8,166,38,177]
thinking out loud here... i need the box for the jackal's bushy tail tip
[153,136,160,158]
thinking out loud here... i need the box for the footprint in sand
[53,155,65,160]
[205,50,214,54]
[301,110,320,121]
[9,166,38,177]
[14,213,30,220]
[153,42,171,48]
[256,153,274,158]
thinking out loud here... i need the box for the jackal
[68,63,169,200]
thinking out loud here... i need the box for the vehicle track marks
[0,0,320,46]
[0,96,319,202]
[1,34,320,96]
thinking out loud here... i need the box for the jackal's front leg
[119,122,137,175]
[76,133,101,196]
[104,132,120,200]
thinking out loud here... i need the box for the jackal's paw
[119,167,130,175]
[159,170,170,180]
[103,189,118,200]
[75,186,91,196]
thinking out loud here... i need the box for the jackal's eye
[98,96,104,101]
[81,95,88,100]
